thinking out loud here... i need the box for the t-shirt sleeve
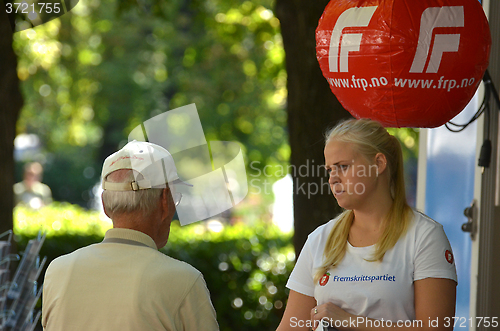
[178,274,219,331]
[413,221,457,283]
[286,235,316,297]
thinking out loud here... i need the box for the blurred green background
[13,0,289,208]
[13,0,418,209]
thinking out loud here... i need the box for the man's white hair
[102,169,164,217]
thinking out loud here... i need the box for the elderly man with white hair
[42,141,219,331]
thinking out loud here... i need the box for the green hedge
[14,203,294,330]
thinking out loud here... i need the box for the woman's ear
[375,152,388,176]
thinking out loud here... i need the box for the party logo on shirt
[319,272,330,286]
[445,250,454,264]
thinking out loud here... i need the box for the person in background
[42,141,219,331]
[14,162,52,209]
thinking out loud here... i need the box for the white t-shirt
[286,210,457,322]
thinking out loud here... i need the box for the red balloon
[316,0,491,128]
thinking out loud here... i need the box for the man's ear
[375,152,388,176]
[160,188,172,219]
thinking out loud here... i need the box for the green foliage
[13,0,287,206]
[386,128,419,161]
[164,222,294,330]
[14,202,109,237]
[14,204,294,330]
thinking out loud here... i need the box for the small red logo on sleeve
[445,250,454,264]
[319,272,330,286]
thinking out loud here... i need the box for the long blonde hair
[314,119,412,283]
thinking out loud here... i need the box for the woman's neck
[349,188,393,247]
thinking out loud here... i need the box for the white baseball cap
[101,140,191,191]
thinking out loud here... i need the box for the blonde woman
[277,119,457,331]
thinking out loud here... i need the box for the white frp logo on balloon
[328,6,377,73]
[410,6,464,74]
[128,104,248,226]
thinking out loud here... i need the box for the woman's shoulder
[407,209,447,240]
[299,216,341,258]
[411,210,444,229]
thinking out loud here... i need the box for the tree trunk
[0,12,24,235]
[275,0,351,255]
